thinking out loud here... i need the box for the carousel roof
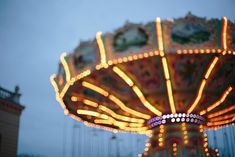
[51,14,235,134]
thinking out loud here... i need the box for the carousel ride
[50,14,235,157]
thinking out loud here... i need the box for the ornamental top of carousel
[50,14,235,135]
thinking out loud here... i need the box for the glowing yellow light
[187,79,206,113]
[113,66,162,116]
[94,119,113,125]
[83,99,99,107]
[207,117,235,126]
[162,58,170,80]
[82,81,109,97]
[132,86,162,116]
[96,32,107,64]
[156,17,176,114]
[113,66,134,86]
[99,105,145,123]
[71,96,78,102]
[74,70,91,81]
[208,105,235,118]
[60,52,71,82]
[50,74,59,93]
[209,113,235,122]
[222,17,228,50]
[200,87,232,115]
[166,80,176,113]
[82,81,150,120]
[205,57,219,79]
[156,17,164,52]
[77,109,108,119]
[109,94,150,119]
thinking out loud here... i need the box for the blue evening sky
[0,0,234,157]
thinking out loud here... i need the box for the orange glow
[113,66,162,116]
[209,113,235,122]
[99,105,145,123]
[60,52,71,82]
[187,79,206,113]
[208,105,235,118]
[82,81,109,97]
[82,81,150,119]
[222,17,228,50]
[206,87,232,112]
[204,57,218,79]
[158,125,164,147]
[200,87,232,115]
[74,70,91,81]
[94,119,113,125]
[113,66,134,86]
[162,57,170,80]
[109,94,150,119]
[166,80,176,113]
[156,17,164,52]
[96,32,107,64]
[132,86,162,116]
[50,74,59,93]
[156,17,176,114]
[207,117,235,126]
[83,99,99,107]
[77,109,108,119]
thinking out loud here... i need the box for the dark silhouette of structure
[0,86,24,157]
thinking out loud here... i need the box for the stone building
[0,86,24,157]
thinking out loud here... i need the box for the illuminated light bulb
[194,49,199,53]
[108,60,113,65]
[71,96,78,102]
[200,49,205,53]
[149,51,154,56]
[96,64,101,70]
[177,50,182,54]
[154,51,159,55]
[117,58,123,63]
[96,32,107,64]
[206,49,210,53]
[176,118,180,122]
[171,118,175,122]
[64,109,69,115]
[123,57,128,62]
[103,63,109,68]
[128,56,133,61]
[144,53,149,58]
[113,59,118,64]
[138,54,143,58]
[133,55,138,60]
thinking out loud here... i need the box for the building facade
[0,86,24,157]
